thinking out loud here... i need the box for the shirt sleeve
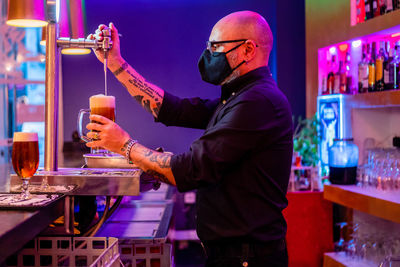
[156,91,219,130]
[170,90,291,192]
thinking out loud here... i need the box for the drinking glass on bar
[11,132,39,200]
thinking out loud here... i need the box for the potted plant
[293,114,319,167]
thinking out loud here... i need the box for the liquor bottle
[334,59,341,94]
[358,44,369,93]
[321,58,328,95]
[384,42,392,90]
[356,0,366,23]
[365,0,373,19]
[387,43,399,89]
[340,52,352,94]
[372,0,380,17]
[386,0,394,12]
[327,55,337,94]
[378,0,387,14]
[340,59,347,94]
[394,0,400,10]
[376,41,388,91]
[368,42,376,92]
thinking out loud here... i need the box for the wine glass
[334,222,347,252]
[11,132,39,200]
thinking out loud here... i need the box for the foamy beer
[12,132,39,178]
[89,94,115,121]
[77,95,115,152]
[12,132,39,200]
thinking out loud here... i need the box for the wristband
[125,139,138,163]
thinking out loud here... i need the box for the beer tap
[56,27,113,96]
[56,28,113,51]
[102,28,111,96]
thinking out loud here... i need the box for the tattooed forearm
[145,170,172,185]
[128,76,163,99]
[142,149,171,168]
[113,62,129,76]
[112,61,164,117]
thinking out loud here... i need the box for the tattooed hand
[88,24,165,119]
[87,22,123,66]
[86,114,130,155]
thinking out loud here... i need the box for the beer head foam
[90,94,115,108]
[13,132,38,141]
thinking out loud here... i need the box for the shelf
[322,90,400,108]
[323,252,375,267]
[343,9,400,45]
[323,185,400,223]
[306,0,400,116]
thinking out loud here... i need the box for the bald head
[211,11,273,65]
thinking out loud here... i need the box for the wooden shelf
[347,90,400,108]
[324,185,400,223]
[326,8,400,48]
[323,252,375,267]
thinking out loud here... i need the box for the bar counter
[0,195,64,264]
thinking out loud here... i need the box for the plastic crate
[118,239,172,267]
[6,236,120,267]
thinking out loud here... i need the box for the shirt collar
[220,66,272,102]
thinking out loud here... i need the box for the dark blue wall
[62,0,304,154]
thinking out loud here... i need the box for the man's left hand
[86,115,131,154]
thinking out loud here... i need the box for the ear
[243,40,257,61]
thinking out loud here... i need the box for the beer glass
[77,94,115,154]
[11,132,39,200]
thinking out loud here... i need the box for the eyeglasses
[206,39,247,54]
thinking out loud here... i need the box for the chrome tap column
[44,0,59,172]
[44,0,112,172]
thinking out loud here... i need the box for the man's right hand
[87,22,123,68]
[87,22,165,118]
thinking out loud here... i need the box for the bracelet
[125,139,138,163]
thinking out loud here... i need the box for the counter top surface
[0,196,64,264]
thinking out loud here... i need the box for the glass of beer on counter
[77,94,115,154]
[12,132,39,200]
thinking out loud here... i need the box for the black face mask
[198,42,246,85]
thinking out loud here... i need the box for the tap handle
[101,26,112,51]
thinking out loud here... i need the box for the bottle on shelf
[376,41,388,91]
[321,75,327,95]
[334,59,342,94]
[356,0,366,23]
[394,0,400,10]
[384,41,392,90]
[358,44,369,93]
[340,52,352,94]
[372,0,380,17]
[388,42,400,90]
[365,0,373,20]
[327,55,337,94]
[368,42,376,92]
[386,0,394,12]
[379,0,387,14]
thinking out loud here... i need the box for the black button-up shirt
[157,66,293,243]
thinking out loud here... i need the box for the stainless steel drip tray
[10,168,142,196]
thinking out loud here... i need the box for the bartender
[87,10,293,267]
